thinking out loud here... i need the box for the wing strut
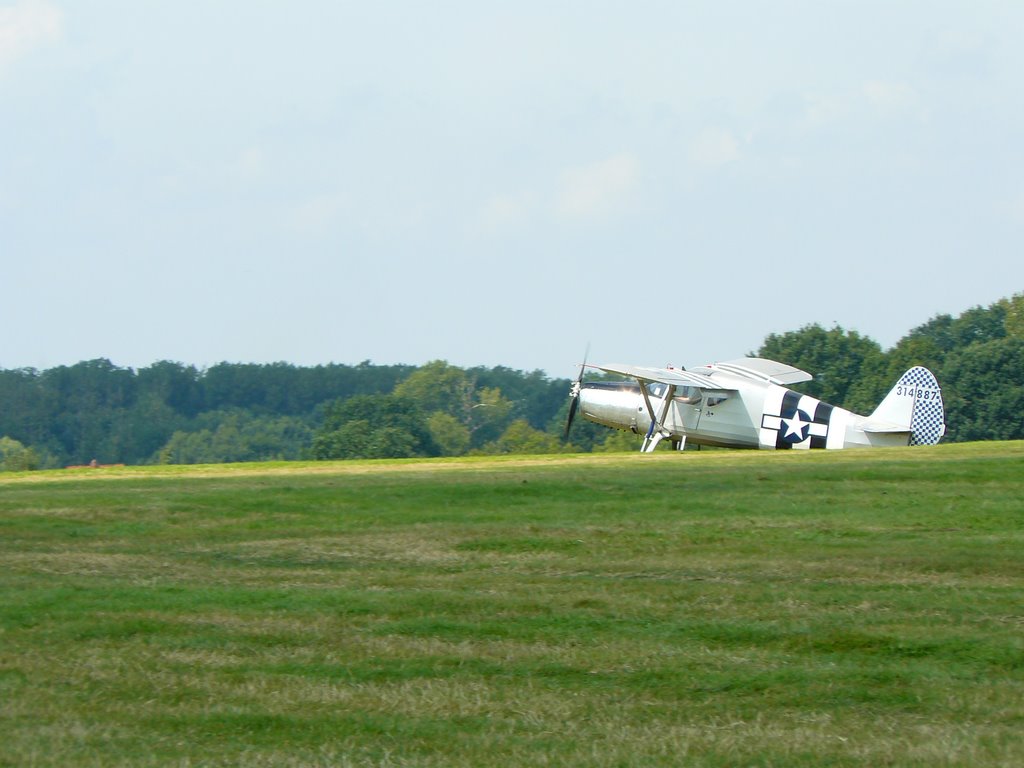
[640,384,676,453]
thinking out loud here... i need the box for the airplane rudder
[904,366,945,445]
[869,366,945,445]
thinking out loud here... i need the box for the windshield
[647,383,669,398]
[646,383,704,404]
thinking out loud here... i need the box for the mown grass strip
[1,442,1022,766]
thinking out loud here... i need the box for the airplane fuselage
[576,360,943,451]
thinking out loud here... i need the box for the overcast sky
[2,1,1022,378]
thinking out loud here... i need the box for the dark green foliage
[0,360,419,467]
[135,360,204,416]
[202,360,416,415]
[755,324,885,412]
[904,304,1007,353]
[943,337,1024,441]
[311,394,439,459]
[393,361,519,451]
[156,410,313,464]
[470,365,568,430]
[0,436,38,471]
[755,293,1024,438]
[477,419,565,455]
[2,294,1024,468]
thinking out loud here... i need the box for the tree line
[1,295,1021,469]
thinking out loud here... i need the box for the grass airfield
[1,442,1022,767]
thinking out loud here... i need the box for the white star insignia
[782,411,809,440]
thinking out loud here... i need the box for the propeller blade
[563,346,589,440]
[564,395,579,439]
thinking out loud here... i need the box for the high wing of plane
[565,357,945,452]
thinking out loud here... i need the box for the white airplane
[565,357,945,451]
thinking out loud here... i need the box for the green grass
[1,443,1023,766]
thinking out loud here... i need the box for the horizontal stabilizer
[860,419,912,434]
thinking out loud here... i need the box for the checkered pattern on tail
[902,367,945,446]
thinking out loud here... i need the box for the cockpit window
[674,386,702,404]
[646,382,724,406]
[646,383,669,398]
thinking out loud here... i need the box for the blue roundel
[780,407,813,443]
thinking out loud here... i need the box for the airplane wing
[589,357,810,391]
[699,358,813,385]
[588,364,727,390]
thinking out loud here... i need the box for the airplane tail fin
[868,367,945,445]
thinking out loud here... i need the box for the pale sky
[2,1,1022,379]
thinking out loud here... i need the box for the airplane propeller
[564,347,589,439]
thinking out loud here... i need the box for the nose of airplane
[578,381,646,433]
